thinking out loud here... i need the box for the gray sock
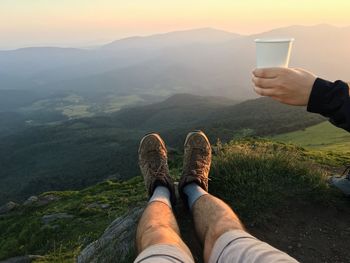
[149,186,172,208]
[183,183,208,210]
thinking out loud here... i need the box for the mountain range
[0,24,348,262]
[1,24,349,101]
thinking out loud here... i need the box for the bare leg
[192,194,244,263]
[136,201,193,258]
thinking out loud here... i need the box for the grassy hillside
[273,121,350,152]
[0,95,325,205]
[273,122,350,166]
[113,95,323,135]
[0,177,147,262]
[1,139,348,262]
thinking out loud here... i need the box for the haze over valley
[1,24,349,203]
[1,11,350,261]
[1,24,349,103]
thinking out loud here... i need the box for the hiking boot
[178,131,212,205]
[138,133,176,205]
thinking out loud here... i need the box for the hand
[252,68,317,106]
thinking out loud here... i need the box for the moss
[0,177,146,261]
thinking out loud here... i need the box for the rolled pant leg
[134,244,195,263]
[209,230,299,263]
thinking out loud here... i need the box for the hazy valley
[1,24,350,262]
[1,23,349,208]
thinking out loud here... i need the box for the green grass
[103,95,144,113]
[272,121,350,166]
[19,94,145,120]
[210,138,338,223]
[0,177,147,262]
[58,105,93,119]
[273,121,350,152]
[0,138,344,261]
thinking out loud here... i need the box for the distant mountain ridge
[102,27,241,50]
[1,25,349,101]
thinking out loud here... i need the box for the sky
[1,0,350,50]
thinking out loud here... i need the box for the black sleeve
[307,78,350,132]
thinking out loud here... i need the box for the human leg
[179,131,298,263]
[178,131,243,261]
[192,194,244,262]
[136,200,192,257]
[135,133,194,262]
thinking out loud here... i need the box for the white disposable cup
[255,38,294,68]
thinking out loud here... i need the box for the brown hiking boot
[138,133,176,205]
[178,131,212,205]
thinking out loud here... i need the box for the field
[273,121,350,152]
[20,93,147,120]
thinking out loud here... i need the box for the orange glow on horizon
[1,0,349,49]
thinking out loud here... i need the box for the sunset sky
[1,0,350,49]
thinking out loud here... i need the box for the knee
[206,215,244,245]
[141,223,179,244]
[142,223,171,237]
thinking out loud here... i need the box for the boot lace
[143,150,168,179]
[184,147,210,184]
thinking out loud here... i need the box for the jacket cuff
[307,78,349,116]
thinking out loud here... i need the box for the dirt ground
[175,194,350,263]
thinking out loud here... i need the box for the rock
[86,203,110,210]
[19,194,59,208]
[77,206,145,263]
[23,196,38,206]
[78,187,203,263]
[0,201,19,215]
[0,255,43,263]
[86,202,99,209]
[37,194,60,206]
[77,181,204,263]
[41,213,74,224]
[100,204,110,209]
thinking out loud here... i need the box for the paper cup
[255,38,294,68]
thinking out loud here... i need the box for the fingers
[253,86,276,97]
[252,77,276,89]
[252,67,286,78]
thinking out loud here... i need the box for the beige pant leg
[209,230,299,263]
[134,244,195,263]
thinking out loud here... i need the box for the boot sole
[184,130,211,148]
[138,133,167,154]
